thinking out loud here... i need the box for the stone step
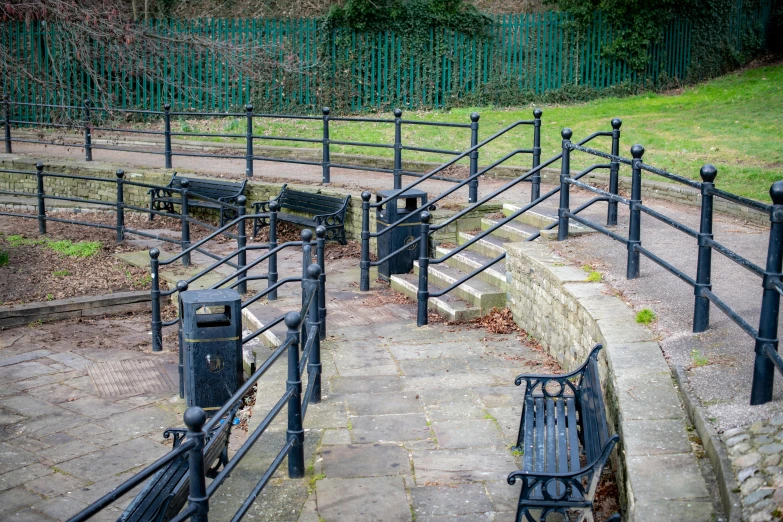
[390,273,482,322]
[457,231,510,259]
[502,203,594,235]
[412,261,506,312]
[480,217,539,242]
[434,246,507,290]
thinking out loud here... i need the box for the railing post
[322,107,331,184]
[245,104,254,177]
[360,191,372,291]
[180,179,191,267]
[306,264,322,403]
[236,196,247,294]
[627,144,645,279]
[4,96,11,154]
[607,118,622,226]
[116,169,125,242]
[35,162,46,234]
[301,229,313,342]
[468,112,480,203]
[531,108,542,202]
[393,108,403,190]
[557,129,572,241]
[750,181,783,405]
[183,407,209,522]
[417,211,431,327]
[693,165,716,333]
[164,103,172,169]
[285,311,305,478]
[150,248,163,352]
[268,202,279,301]
[315,226,327,340]
[83,99,92,162]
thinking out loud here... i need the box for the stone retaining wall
[505,241,714,521]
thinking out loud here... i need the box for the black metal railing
[67,259,324,522]
[2,97,496,198]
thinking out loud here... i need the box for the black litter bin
[376,188,428,282]
[179,289,243,413]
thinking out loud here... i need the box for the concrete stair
[390,273,483,322]
[502,203,595,236]
[412,261,506,312]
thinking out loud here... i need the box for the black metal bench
[118,405,239,522]
[149,172,247,226]
[508,344,620,522]
[252,184,350,244]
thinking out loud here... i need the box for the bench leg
[149,196,155,221]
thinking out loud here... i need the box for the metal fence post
[150,248,163,352]
[468,112,480,203]
[322,107,331,184]
[531,109,542,202]
[393,108,403,190]
[116,169,125,242]
[268,202,279,301]
[360,191,371,291]
[4,96,12,154]
[236,196,247,294]
[180,179,191,267]
[750,181,783,405]
[285,311,305,478]
[315,226,327,339]
[183,407,209,522]
[83,99,92,161]
[417,211,431,327]
[35,162,46,234]
[627,144,645,279]
[245,104,254,177]
[301,229,313,341]
[693,165,716,333]
[164,103,172,169]
[306,264,322,403]
[607,118,622,225]
[557,129,572,241]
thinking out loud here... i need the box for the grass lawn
[170,63,781,201]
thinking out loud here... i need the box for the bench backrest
[578,351,610,464]
[278,187,349,216]
[170,174,246,200]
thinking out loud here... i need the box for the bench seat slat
[566,396,580,472]
[545,398,556,474]
[523,395,534,472]
[556,399,568,474]
[154,197,223,210]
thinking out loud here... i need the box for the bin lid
[377,188,427,198]
[180,288,241,305]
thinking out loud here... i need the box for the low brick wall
[505,241,714,522]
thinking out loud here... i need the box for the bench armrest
[148,186,174,198]
[514,344,603,396]
[312,195,351,224]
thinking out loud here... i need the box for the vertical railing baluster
[35,162,46,234]
[164,103,172,169]
[607,118,622,226]
[150,248,163,352]
[468,112,480,203]
[417,211,431,327]
[360,191,372,291]
[285,311,305,478]
[393,108,403,190]
[236,196,247,294]
[301,229,313,342]
[306,264,322,403]
[557,128,572,241]
[322,107,331,184]
[531,108,542,202]
[245,104,253,177]
[180,179,191,267]
[693,165,717,333]
[116,169,125,242]
[4,96,12,154]
[83,99,92,162]
[750,181,783,405]
[627,145,645,279]
[183,407,209,522]
[315,226,327,339]
[268,202,279,301]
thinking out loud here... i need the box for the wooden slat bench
[508,344,621,522]
[149,172,247,227]
[118,405,239,522]
[252,184,351,244]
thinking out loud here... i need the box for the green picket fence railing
[0,3,771,119]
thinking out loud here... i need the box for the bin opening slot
[195,306,232,327]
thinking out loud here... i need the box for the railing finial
[246,102,253,112]
[115,169,125,179]
[631,144,645,159]
[561,128,572,140]
[315,225,326,239]
[611,118,622,130]
[421,210,431,224]
[322,107,330,116]
[301,228,313,242]
[770,181,783,205]
[35,162,43,171]
[470,112,480,122]
[533,108,542,119]
[307,263,322,280]
[285,311,301,329]
[183,406,206,432]
[361,190,371,202]
[699,164,717,183]
[149,247,160,260]
[163,102,171,111]
[176,280,189,293]
[237,195,246,206]
[394,108,403,118]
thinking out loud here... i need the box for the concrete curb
[673,365,743,522]
[0,291,150,327]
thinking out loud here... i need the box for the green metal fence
[0,4,771,118]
